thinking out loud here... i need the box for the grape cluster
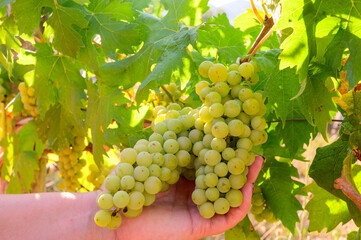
[57,135,87,192]
[18,82,39,117]
[94,107,198,229]
[87,163,115,190]
[250,185,277,223]
[191,60,267,218]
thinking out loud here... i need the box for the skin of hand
[102,156,264,240]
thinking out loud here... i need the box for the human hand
[108,156,264,240]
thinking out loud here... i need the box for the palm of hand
[114,156,263,240]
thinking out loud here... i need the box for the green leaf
[47,3,88,57]
[225,215,260,240]
[299,63,338,140]
[0,0,14,7]
[261,158,305,233]
[309,135,361,226]
[304,181,351,232]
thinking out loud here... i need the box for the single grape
[176,150,191,167]
[204,173,218,188]
[228,119,244,137]
[143,192,156,206]
[198,202,215,218]
[199,61,214,78]
[214,198,230,215]
[252,193,265,206]
[192,141,205,156]
[167,119,183,134]
[211,138,227,152]
[222,148,236,161]
[152,153,165,166]
[194,118,204,131]
[204,165,214,174]
[148,141,162,153]
[228,63,239,72]
[134,144,148,153]
[209,103,224,118]
[154,122,168,135]
[144,176,162,194]
[133,182,145,193]
[199,87,212,101]
[94,210,111,227]
[238,62,254,79]
[106,212,122,229]
[227,70,242,85]
[204,150,222,166]
[104,175,121,192]
[189,129,204,143]
[122,207,143,218]
[163,139,179,154]
[235,148,249,162]
[136,152,153,167]
[160,167,172,181]
[237,112,251,125]
[224,100,241,118]
[205,187,220,202]
[120,148,137,164]
[180,114,195,129]
[195,175,207,189]
[163,130,177,141]
[251,116,266,131]
[229,174,247,189]
[121,175,136,190]
[208,63,228,83]
[164,154,178,170]
[134,166,150,182]
[226,189,243,207]
[192,189,207,205]
[217,177,231,193]
[211,122,229,139]
[199,106,214,123]
[127,191,145,210]
[202,134,213,148]
[214,162,228,177]
[205,91,222,105]
[203,122,212,134]
[227,158,245,175]
[166,169,180,184]
[243,98,260,116]
[148,164,161,177]
[236,138,253,151]
[214,82,230,97]
[239,125,251,138]
[97,192,114,210]
[248,73,259,85]
[177,136,192,152]
[196,80,211,94]
[113,191,130,208]
[116,163,134,178]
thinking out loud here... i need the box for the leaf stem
[250,0,264,25]
[160,85,174,103]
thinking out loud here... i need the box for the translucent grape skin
[192,189,207,205]
[238,62,254,79]
[113,191,130,208]
[198,61,214,78]
[97,192,114,210]
[198,202,215,219]
[208,63,228,83]
[214,198,230,215]
[94,210,112,227]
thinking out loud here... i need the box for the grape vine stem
[266,118,343,123]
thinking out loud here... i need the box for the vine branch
[266,118,343,123]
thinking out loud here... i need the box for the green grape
[177,136,192,151]
[261,208,275,222]
[199,61,214,78]
[214,82,230,97]
[212,122,229,139]
[224,100,241,118]
[143,192,156,206]
[254,213,265,222]
[148,141,162,153]
[106,212,122,229]
[228,63,239,72]
[249,130,268,145]
[239,125,251,138]
[204,173,218,187]
[116,163,134,178]
[167,119,183,133]
[144,176,162,194]
[180,114,195,129]
[154,122,168,135]
[166,110,180,119]
[214,162,228,177]
[178,131,189,137]
[192,189,207,205]
[189,129,204,143]
[199,87,212,101]
[222,148,236,161]
[205,91,222,105]
[163,139,179,154]
[209,103,224,118]
[248,73,259,85]
[202,134,213,148]
[226,189,243,207]
[160,167,172,181]
[249,60,259,72]
[134,144,148,153]
[104,175,121,192]
[238,88,253,102]
[199,106,214,123]
[121,175,136,190]
[149,164,162,177]
[214,198,230,214]
[196,80,211,94]
[94,210,111,227]
[211,138,227,152]
[238,62,254,79]
[133,182,145,193]
[253,92,264,104]
[228,119,245,137]
[198,202,216,218]
[237,112,251,125]
[180,107,192,115]
[97,192,114,210]
[176,150,191,167]
[231,85,244,98]
[208,63,228,83]
[120,148,137,165]
[229,174,247,189]
[235,149,249,162]
[236,138,253,151]
[217,177,231,193]
[251,116,266,131]
[163,130,177,141]
[194,118,205,131]
[122,207,143,218]
[196,166,205,176]
[198,149,208,164]
[167,103,181,111]
[204,150,222,166]
[245,152,255,166]
[227,158,245,175]
[134,166,150,182]
[243,98,260,116]
[204,165,214,174]
[195,175,207,189]
[250,205,264,215]
[152,153,165,166]
[127,191,145,210]
[137,139,149,146]
[166,169,180,184]
[252,193,265,206]
[192,141,205,156]
[161,182,171,192]
[205,187,220,202]
[136,152,153,167]
[227,70,242,86]
[113,191,130,208]
[203,122,212,134]
[254,185,262,193]
[164,154,178,170]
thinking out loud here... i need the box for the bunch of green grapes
[18,82,39,117]
[191,60,267,218]
[87,163,116,190]
[94,108,198,229]
[57,135,87,192]
[250,185,277,223]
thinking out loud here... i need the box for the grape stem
[250,0,264,25]
[266,118,343,123]
[160,85,175,103]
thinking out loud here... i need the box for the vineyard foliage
[0,0,360,238]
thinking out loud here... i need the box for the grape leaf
[225,215,260,240]
[261,158,305,233]
[304,181,351,232]
[309,135,361,226]
[0,0,14,7]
